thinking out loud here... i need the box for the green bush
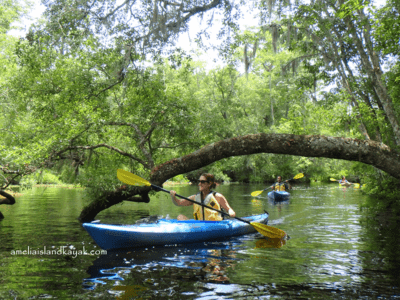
[20,170,63,186]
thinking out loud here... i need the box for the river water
[0,183,399,299]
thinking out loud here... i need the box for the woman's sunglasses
[198,180,209,184]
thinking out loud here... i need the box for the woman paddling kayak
[339,175,352,186]
[270,175,291,191]
[170,173,236,221]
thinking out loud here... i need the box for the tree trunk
[78,186,151,223]
[345,15,400,146]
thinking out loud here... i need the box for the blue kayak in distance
[83,213,269,250]
[267,191,290,202]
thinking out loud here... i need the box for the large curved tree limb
[0,190,16,205]
[0,190,16,219]
[150,133,400,184]
[79,133,399,222]
[78,186,151,223]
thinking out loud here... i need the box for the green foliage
[77,162,123,201]
[170,174,190,184]
[361,173,400,201]
[0,0,32,34]
[20,169,63,185]
[207,162,234,183]
[1,0,399,203]
[335,0,368,19]
[383,63,400,149]
[374,0,400,56]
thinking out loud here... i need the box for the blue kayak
[82,213,269,250]
[267,191,290,202]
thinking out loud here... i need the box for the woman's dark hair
[201,173,216,189]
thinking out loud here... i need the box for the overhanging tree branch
[54,144,152,169]
[150,133,400,184]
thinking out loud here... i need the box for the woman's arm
[285,180,291,190]
[170,190,194,206]
[215,193,236,217]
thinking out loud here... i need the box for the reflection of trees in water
[200,249,236,283]
[166,248,237,283]
[360,202,400,288]
[179,239,286,283]
[111,285,148,300]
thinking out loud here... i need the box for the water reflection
[83,235,286,298]
[255,237,287,249]
[111,285,148,300]
[84,242,239,287]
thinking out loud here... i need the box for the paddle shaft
[153,184,253,225]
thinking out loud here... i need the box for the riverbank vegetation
[1,0,400,219]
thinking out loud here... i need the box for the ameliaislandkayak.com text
[10,246,107,258]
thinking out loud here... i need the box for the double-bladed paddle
[251,173,304,197]
[117,169,286,239]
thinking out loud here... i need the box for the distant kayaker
[339,175,351,185]
[170,173,236,221]
[270,176,291,191]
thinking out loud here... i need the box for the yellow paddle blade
[330,178,338,182]
[251,190,264,197]
[117,169,151,187]
[293,173,304,180]
[250,222,286,239]
[353,183,360,188]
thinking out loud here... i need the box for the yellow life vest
[193,192,223,221]
[274,182,286,191]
